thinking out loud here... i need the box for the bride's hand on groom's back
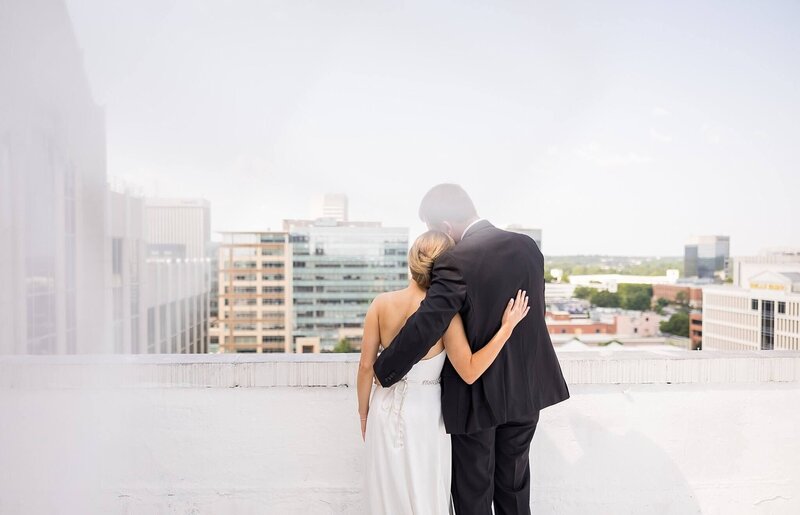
[501,290,530,331]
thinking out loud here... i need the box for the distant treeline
[545,255,683,278]
[573,284,653,311]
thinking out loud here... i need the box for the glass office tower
[284,219,408,351]
[685,235,730,279]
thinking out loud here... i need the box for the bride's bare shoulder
[372,288,410,310]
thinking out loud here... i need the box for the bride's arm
[443,290,529,385]
[357,298,382,441]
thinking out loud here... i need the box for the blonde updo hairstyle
[409,230,455,290]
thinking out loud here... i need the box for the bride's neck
[408,280,426,294]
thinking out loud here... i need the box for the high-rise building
[315,193,349,222]
[684,236,730,279]
[145,198,211,259]
[284,218,408,351]
[144,257,211,354]
[216,232,293,353]
[506,225,542,250]
[108,189,146,353]
[702,263,800,351]
[108,190,211,354]
[208,241,221,321]
[142,198,212,354]
[0,0,108,354]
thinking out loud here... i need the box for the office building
[703,264,800,351]
[284,218,408,351]
[107,189,146,353]
[144,257,211,354]
[684,236,730,279]
[317,193,349,222]
[108,190,211,354]
[731,248,800,287]
[145,198,211,259]
[216,232,293,353]
[143,198,211,354]
[652,280,712,350]
[0,0,108,354]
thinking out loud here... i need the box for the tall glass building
[685,235,730,280]
[284,218,408,351]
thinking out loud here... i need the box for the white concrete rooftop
[1,351,799,514]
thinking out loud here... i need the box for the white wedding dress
[364,350,453,514]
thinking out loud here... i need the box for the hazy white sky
[65,0,799,256]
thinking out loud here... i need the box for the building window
[112,238,123,275]
[751,299,758,310]
[761,300,775,351]
[778,302,786,314]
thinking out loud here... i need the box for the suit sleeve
[373,251,467,387]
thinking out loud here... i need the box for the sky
[64,0,800,256]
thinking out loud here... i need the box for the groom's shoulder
[456,226,542,263]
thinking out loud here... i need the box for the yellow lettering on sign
[750,282,787,291]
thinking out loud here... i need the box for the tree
[590,290,620,308]
[655,297,669,314]
[659,312,689,337]
[675,291,688,306]
[573,286,594,300]
[623,291,652,311]
[333,338,355,353]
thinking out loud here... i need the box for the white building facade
[0,0,108,354]
[703,270,800,351]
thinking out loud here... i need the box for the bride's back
[375,287,444,360]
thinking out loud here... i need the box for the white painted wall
[1,353,799,515]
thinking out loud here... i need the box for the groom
[373,184,570,515]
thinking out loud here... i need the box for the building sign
[749,282,787,292]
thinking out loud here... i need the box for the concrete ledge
[1,350,799,388]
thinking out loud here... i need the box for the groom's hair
[418,184,478,225]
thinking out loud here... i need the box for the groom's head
[418,184,479,243]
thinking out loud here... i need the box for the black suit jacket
[373,220,570,434]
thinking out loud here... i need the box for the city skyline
[64,0,800,256]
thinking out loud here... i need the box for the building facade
[108,191,211,354]
[685,235,730,279]
[0,0,108,354]
[107,189,146,353]
[315,193,349,223]
[703,270,800,351]
[731,249,800,287]
[652,281,709,350]
[144,258,210,354]
[284,219,408,351]
[216,232,293,353]
[144,198,211,259]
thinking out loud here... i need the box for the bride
[357,230,530,514]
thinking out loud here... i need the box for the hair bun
[408,231,455,289]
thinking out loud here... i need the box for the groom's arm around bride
[373,183,570,515]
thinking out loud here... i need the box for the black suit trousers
[450,410,540,515]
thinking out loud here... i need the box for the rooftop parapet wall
[1,350,799,389]
[1,352,799,514]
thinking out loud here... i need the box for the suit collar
[461,219,494,241]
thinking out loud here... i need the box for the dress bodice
[404,350,446,382]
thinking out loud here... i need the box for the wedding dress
[364,350,453,514]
